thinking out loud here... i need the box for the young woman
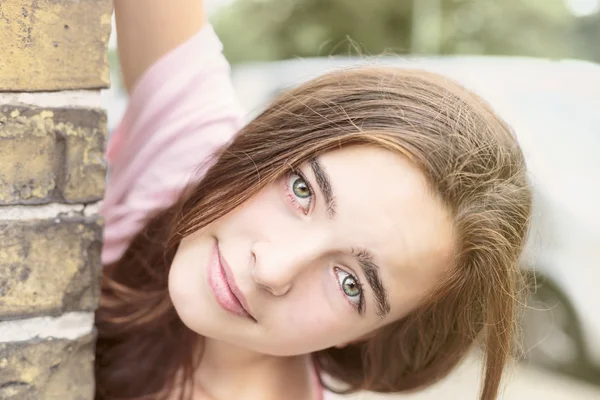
[95,1,532,399]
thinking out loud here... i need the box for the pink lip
[208,241,255,320]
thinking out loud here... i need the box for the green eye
[342,275,360,297]
[292,177,311,198]
[287,172,312,214]
[335,267,362,309]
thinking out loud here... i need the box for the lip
[208,241,255,321]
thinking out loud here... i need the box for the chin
[167,257,242,342]
[167,231,214,324]
[168,258,207,328]
[238,337,323,357]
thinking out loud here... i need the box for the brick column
[0,1,111,399]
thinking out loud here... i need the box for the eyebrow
[308,158,391,319]
[309,158,336,218]
[353,248,391,319]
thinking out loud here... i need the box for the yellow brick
[0,217,102,319]
[57,109,108,203]
[0,334,94,400]
[0,106,107,204]
[0,0,112,91]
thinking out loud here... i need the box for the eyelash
[285,170,314,215]
[284,170,364,316]
[334,267,364,315]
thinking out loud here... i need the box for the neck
[193,337,318,400]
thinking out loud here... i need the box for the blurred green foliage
[212,0,600,64]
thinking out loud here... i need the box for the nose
[251,229,331,296]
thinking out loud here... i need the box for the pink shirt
[101,24,327,400]
[101,24,244,265]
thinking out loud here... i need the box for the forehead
[318,146,455,314]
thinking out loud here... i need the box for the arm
[114,0,206,93]
[102,8,243,265]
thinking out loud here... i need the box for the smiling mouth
[208,241,256,321]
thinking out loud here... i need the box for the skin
[113,0,206,93]
[113,2,455,397]
[169,146,455,399]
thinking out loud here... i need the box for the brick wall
[0,1,111,399]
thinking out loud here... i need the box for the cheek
[266,304,345,354]
[263,281,368,353]
[215,185,289,235]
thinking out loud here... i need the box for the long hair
[95,67,532,400]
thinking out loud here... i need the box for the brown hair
[95,67,531,400]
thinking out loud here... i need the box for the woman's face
[169,146,455,356]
